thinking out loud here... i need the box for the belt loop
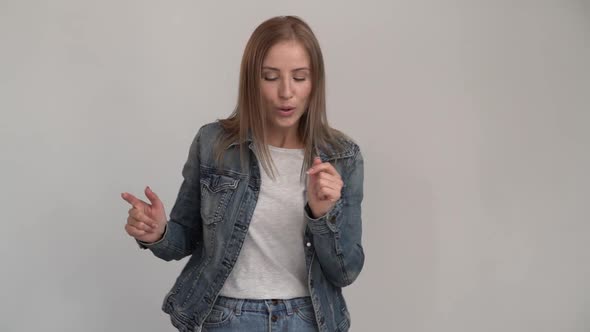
[284,299,294,316]
[234,298,244,316]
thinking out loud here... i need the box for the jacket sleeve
[136,129,203,261]
[305,148,365,287]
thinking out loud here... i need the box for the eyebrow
[262,66,310,72]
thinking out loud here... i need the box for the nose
[278,78,293,100]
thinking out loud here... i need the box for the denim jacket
[137,121,365,332]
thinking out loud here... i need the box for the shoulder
[196,121,225,139]
[185,121,226,159]
[320,128,361,161]
[190,121,231,150]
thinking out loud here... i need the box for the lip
[276,106,296,117]
[277,106,295,111]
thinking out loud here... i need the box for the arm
[305,150,365,287]
[137,129,204,261]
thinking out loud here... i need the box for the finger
[307,172,321,195]
[121,192,147,209]
[313,184,331,201]
[125,223,147,237]
[307,162,340,177]
[128,210,157,229]
[127,216,156,232]
[316,178,340,192]
[306,157,323,173]
[308,172,342,193]
[315,183,338,201]
[145,186,164,209]
[316,186,341,202]
[317,171,344,186]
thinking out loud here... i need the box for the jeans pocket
[202,304,234,327]
[294,303,318,326]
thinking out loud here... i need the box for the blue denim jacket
[137,121,364,332]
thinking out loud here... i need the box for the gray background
[1,0,589,331]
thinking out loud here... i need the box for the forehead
[263,40,310,68]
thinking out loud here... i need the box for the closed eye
[262,77,307,82]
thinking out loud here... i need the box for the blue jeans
[201,295,319,332]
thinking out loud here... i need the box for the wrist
[306,202,325,219]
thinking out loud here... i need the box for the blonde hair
[215,15,348,180]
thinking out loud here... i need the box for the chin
[272,118,302,130]
[267,113,302,128]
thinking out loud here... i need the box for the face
[260,40,312,136]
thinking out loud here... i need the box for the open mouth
[276,106,296,116]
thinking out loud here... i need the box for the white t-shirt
[218,144,310,299]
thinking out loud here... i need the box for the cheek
[260,84,275,103]
[297,83,312,100]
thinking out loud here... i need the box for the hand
[121,186,167,244]
[306,157,343,218]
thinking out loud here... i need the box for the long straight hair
[215,15,347,180]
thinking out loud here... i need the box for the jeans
[201,295,319,332]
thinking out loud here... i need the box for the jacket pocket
[200,173,239,224]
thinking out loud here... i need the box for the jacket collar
[225,131,355,161]
[225,130,254,150]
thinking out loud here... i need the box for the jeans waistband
[214,295,313,315]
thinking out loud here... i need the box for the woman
[121,16,364,332]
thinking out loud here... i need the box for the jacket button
[306,242,311,247]
[329,216,336,223]
[271,315,278,322]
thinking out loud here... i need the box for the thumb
[121,192,145,209]
[145,186,164,209]
[307,157,323,175]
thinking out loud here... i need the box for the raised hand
[306,157,343,219]
[121,186,167,244]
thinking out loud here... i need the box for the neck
[265,127,303,149]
